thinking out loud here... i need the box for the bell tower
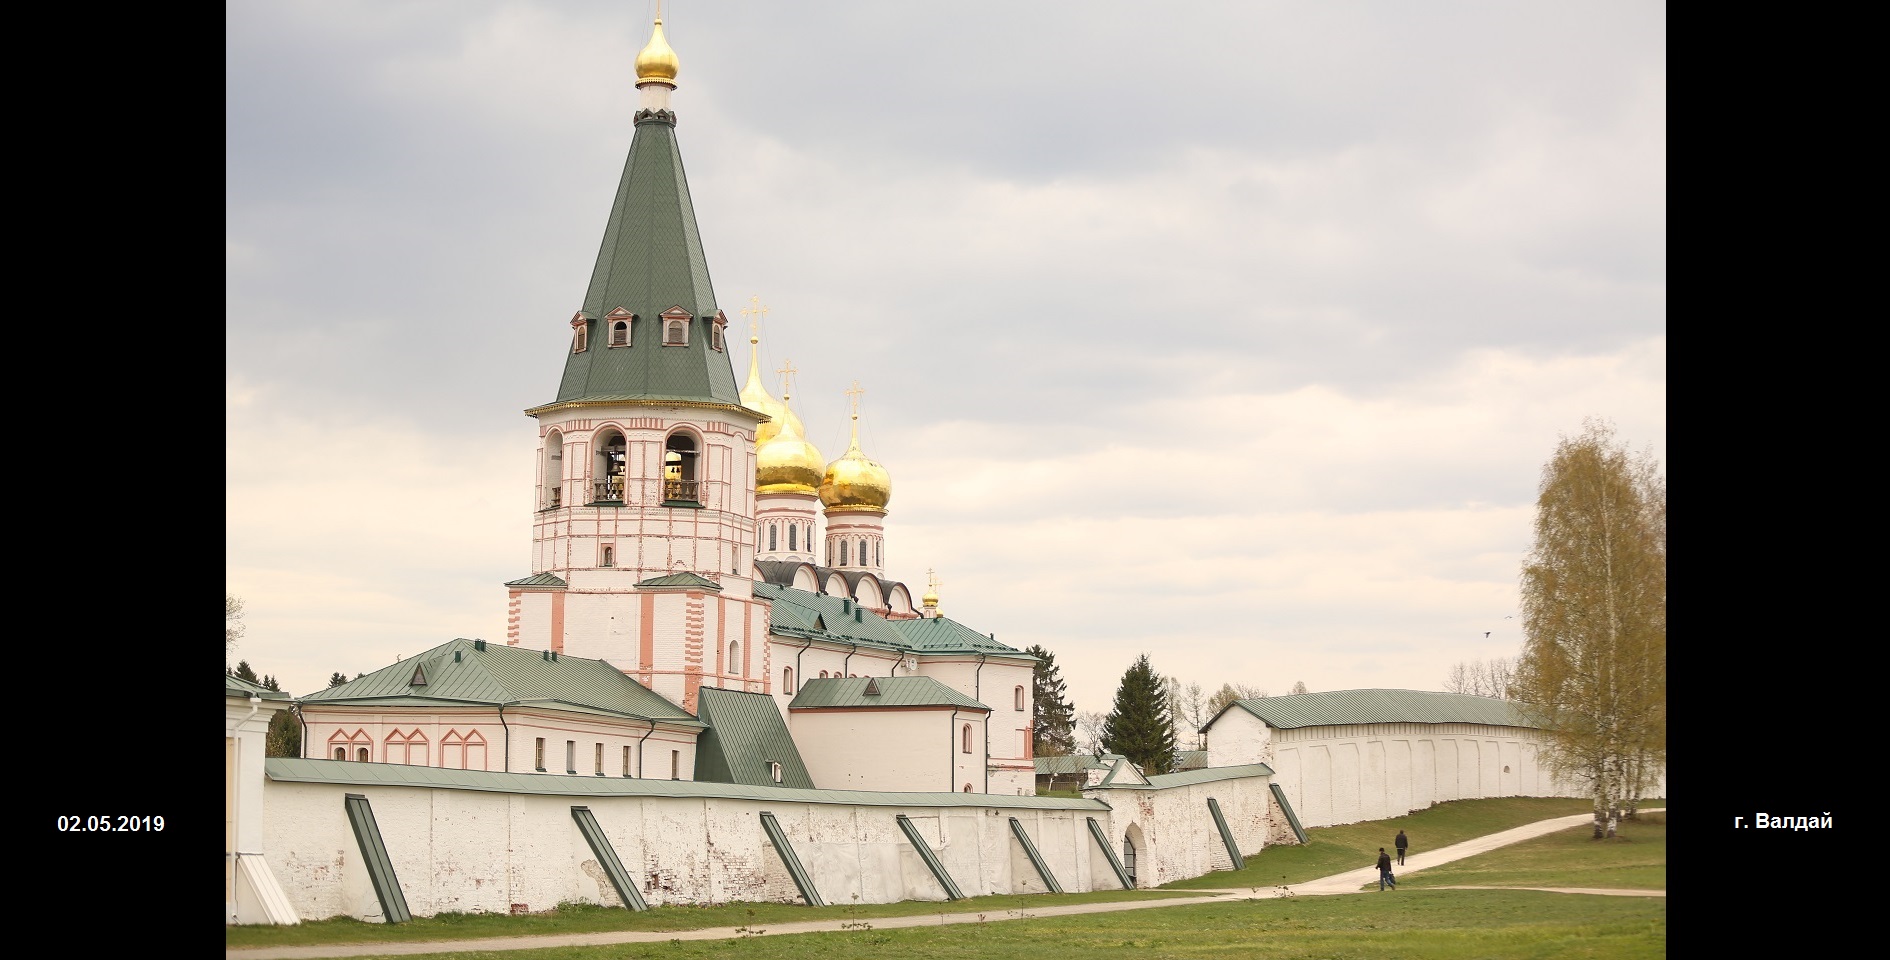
[506,13,769,712]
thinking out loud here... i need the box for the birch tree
[1514,419,1666,839]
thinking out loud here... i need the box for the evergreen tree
[328,672,350,688]
[266,706,301,758]
[232,659,260,684]
[1514,419,1665,839]
[1101,654,1177,775]
[1021,644,1076,756]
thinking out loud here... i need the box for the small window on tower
[788,526,797,551]
[610,321,629,346]
[573,326,588,353]
[840,540,849,566]
[711,322,725,351]
[601,544,615,567]
[768,524,777,551]
[665,319,687,345]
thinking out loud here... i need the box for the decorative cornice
[525,398,765,420]
[634,108,677,126]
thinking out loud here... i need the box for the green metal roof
[1088,762,1275,791]
[1212,689,1527,731]
[264,757,1110,810]
[226,672,291,700]
[1032,753,1123,775]
[692,686,814,789]
[296,638,699,726]
[788,676,989,711]
[635,571,722,590]
[550,115,742,409]
[505,572,567,588]
[886,615,1029,656]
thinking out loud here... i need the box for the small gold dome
[922,588,939,606]
[819,420,892,511]
[756,414,825,495]
[635,18,680,86]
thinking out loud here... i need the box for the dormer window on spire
[571,312,590,353]
[710,310,727,351]
[605,307,635,347]
[661,307,690,346]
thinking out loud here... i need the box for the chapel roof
[297,637,700,726]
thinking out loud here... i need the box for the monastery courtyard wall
[260,761,1278,921]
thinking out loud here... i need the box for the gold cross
[845,380,865,419]
[776,359,798,400]
[928,568,941,593]
[741,296,769,342]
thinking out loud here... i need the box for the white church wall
[1204,708,1272,768]
[792,710,957,791]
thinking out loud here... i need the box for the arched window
[1015,686,1026,711]
[610,320,629,346]
[859,539,867,566]
[595,431,627,503]
[788,525,797,551]
[357,747,370,762]
[600,544,614,567]
[663,433,699,503]
[819,670,828,678]
[572,315,589,353]
[1123,835,1137,886]
[334,747,346,761]
[769,525,777,551]
[783,667,794,694]
[963,784,973,793]
[840,540,849,566]
[728,641,741,675]
[665,318,687,345]
[876,541,881,566]
[962,724,973,753]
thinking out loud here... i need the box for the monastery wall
[257,763,1277,922]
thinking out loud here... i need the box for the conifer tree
[1021,644,1076,756]
[233,659,260,684]
[1101,654,1177,775]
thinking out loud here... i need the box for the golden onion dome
[922,587,939,606]
[635,18,680,86]
[819,417,892,511]
[756,407,825,495]
[739,337,801,445]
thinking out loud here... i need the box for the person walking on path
[1395,829,1408,866]
[1376,848,1397,891]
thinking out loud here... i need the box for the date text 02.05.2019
[57,815,164,832]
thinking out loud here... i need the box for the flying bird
[1484,631,1491,638]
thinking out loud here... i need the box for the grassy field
[229,891,1666,959]
[227,796,1667,957]
[1162,796,1616,890]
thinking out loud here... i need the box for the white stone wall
[228,696,295,924]
[1262,723,1593,829]
[1084,776,1276,889]
[262,775,1251,920]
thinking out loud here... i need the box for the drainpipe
[974,653,989,793]
[636,718,655,778]
[842,641,858,677]
[792,636,813,693]
[498,703,511,772]
[230,694,262,923]
[293,702,307,759]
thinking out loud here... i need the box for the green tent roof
[635,571,722,590]
[549,114,742,409]
[692,687,814,789]
[297,638,699,726]
[789,676,989,711]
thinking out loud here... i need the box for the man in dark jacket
[1395,829,1409,865]
[1376,848,1397,890]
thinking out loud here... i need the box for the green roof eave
[524,397,762,420]
[1086,763,1275,791]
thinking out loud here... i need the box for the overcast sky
[227,1,1664,719]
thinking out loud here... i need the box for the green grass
[1398,810,1665,891]
[231,891,1666,959]
[1161,796,1639,890]
[223,888,1202,949]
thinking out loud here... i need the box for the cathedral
[299,15,1039,796]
